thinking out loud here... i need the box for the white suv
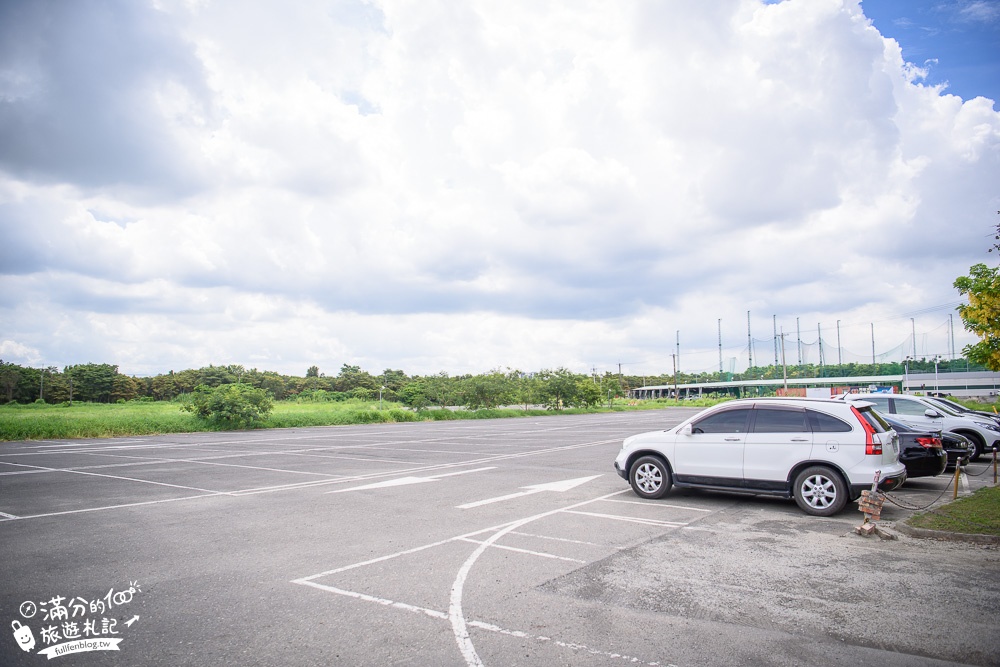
[841,393,1000,461]
[613,398,906,516]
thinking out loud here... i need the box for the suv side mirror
[924,409,941,418]
[680,423,693,435]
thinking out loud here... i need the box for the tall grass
[0,396,721,442]
[0,401,205,441]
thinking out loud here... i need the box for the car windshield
[930,398,974,416]
[922,399,960,417]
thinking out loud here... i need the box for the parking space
[1,411,998,666]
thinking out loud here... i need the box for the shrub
[181,384,273,428]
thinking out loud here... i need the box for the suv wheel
[793,466,847,516]
[629,456,672,499]
[961,434,983,462]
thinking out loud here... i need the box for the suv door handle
[791,438,809,442]
[724,437,741,441]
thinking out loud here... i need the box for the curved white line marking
[448,490,627,666]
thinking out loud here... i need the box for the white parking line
[2,461,227,494]
[563,510,689,528]
[455,537,587,563]
[327,467,496,494]
[3,493,228,521]
[508,531,602,547]
[448,490,632,667]
[295,579,670,666]
[292,488,684,667]
[600,498,712,512]
[0,435,619,523]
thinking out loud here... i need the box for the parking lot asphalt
[1,409,997,667]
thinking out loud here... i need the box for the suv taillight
[916,436,942,448]
[851,405,882,455]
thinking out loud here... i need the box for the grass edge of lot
[904,485,1000,537]
[0,398,721,442]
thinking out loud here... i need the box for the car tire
[963,435,983,462]
[792,466,847,517]
[629,455,672,499]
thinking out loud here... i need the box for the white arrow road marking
[455,475,602,509]
[326,467,496,493]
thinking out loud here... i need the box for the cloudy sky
[1,0,998,379]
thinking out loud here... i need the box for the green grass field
[0,397,726,442]
[905,486,1000,537]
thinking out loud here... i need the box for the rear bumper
[901,450,948,478]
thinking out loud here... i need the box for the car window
[854,406,890,433]
[807,410,852,433]
[751,408,808,433]
[893,398,931,417]
[692,408,751,434]
[858,396,890,411]
[928,401,960,417]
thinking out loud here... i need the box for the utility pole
[817,323,824,370]
[747,311,753,369]
[718,319,723,375]
[949,314,956,359]
[871,323,876,365]
[911,317,917,359]
[836,320,842,367]
[779,329,788,390]
[672,353,678,401]
[773,315,778,367]
[796,317,802,365]
[676,330,680,376]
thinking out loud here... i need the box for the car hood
[623,430,671,449]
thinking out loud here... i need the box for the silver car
[842,393,1000,461]
[614,398,906,516]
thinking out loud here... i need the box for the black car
[941,430,973,468]
[881,414,948,478]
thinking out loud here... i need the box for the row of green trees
[0,357,984,410]
[0,361,622,409]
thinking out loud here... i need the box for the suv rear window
[854,405,890,432]
[807,410,852,433]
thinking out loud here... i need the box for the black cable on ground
[879,469,999,533]
[880,474,958,511]
[963,460,997,477]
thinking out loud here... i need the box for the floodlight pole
[780,330,788,390]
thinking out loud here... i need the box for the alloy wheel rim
[636,463,661,492]
[801,474,836,508]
